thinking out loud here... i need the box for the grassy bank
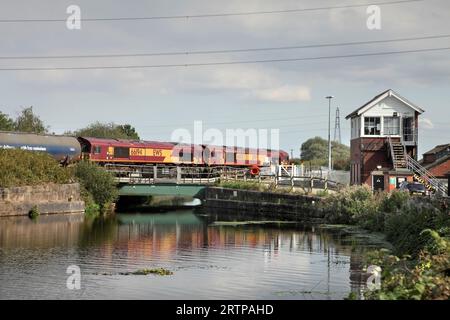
[0,150,117,215]
[0,149,72,187]
[320,185,450,300]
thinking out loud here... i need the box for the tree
[118,124,139,140]
[300,136,350,170]
[0,111,14,131]
[14,107,48,134]
[72,122,140,140]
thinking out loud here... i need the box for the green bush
[325,187,450,300]
[364,234,450,300]
[74,161,118,211]
[384,200,450,256]
[379,190,410,213]
[320,185,377,224]
[0,149,72,188]
[356,191,410,232]
[28,205,40,219]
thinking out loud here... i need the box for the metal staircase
[388,137,407,169]
[387,135,448,196]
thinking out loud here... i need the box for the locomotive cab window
[114,147,130,158]
[93,146,102,154]
[226,152,235,163]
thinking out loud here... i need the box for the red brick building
[346,89,424,191]
[421,144,450,178]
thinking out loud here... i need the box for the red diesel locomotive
[77,137,289,168]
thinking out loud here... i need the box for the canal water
[0,210,384,300]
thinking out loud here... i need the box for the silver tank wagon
[0,131,81,163]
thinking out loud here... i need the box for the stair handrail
[406,154,448,195]
[387,134,447,196]
[406,154,439,181]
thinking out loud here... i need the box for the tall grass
[322,185,450,300]
[321,185,450,255]
[0,149,72,188]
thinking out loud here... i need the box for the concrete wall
[203,187,323,221]
[0,183,85,217]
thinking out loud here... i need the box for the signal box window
[364,117,381,135]
[384,117,400,135]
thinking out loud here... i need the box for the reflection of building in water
[109,217,361,267]
[0,211,369,297]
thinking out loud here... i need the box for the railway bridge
[105,164,342,199]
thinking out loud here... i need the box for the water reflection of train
[0,131,289,172]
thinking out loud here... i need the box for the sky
[0,0,449,158]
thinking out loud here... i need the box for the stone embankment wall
[203,187,324,221]
[0,183,85,217]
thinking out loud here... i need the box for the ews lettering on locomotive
[129,148,164,158]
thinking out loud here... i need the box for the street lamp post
[325,96,334,175]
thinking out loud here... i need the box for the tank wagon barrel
[0,131,81,163]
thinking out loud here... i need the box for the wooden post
[177,166,182,183]
[276,166,279,187]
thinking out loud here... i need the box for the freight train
[0,131,289,171]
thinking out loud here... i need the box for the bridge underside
[118,184,206,198]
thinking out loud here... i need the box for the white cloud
[419,118,434,129]
[252,85,311,102]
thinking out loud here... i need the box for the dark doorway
[403,117,414,142]
[373,175,385,191]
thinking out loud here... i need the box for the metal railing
[405,155,448,196]
[104,164,343,191]
[386,135,447,196]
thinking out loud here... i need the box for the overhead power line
[1,34,449,60]
[0,0,425,23]
[54,114,330,129]
[1,46,449,71]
